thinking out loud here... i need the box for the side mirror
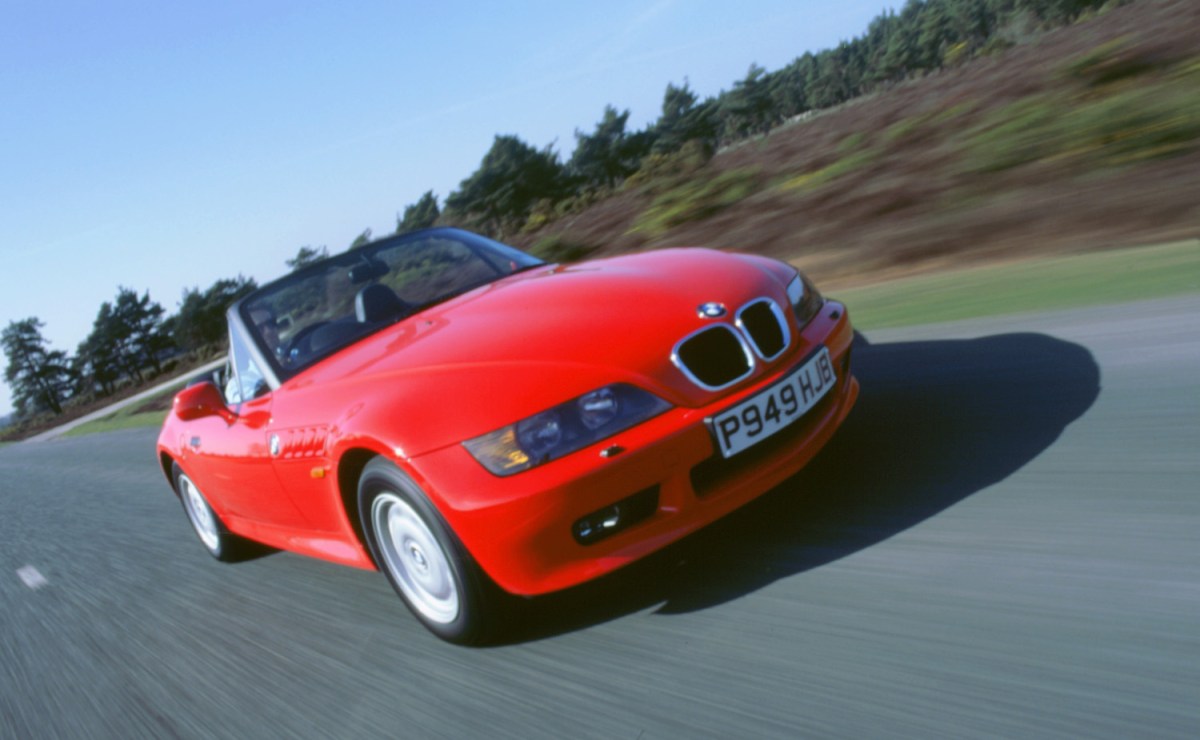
[174,381,235,423]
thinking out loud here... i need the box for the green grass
[835,239,1200,329]
[63,385,178,438]
[64,410,169,437]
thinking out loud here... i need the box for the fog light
[572,486,659,545]
[574,506,620,542]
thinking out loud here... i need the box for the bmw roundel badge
[698,302,727,319]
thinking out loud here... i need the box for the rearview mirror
[174,381,235,423]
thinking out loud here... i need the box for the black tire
[172,462,250,563]
[357,457,506,645]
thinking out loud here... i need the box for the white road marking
[17,565,48,590]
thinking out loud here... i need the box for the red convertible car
[157,228,859,643]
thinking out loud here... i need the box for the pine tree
[2,318,72,417]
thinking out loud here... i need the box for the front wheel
[358,457,506,644]
[172,463,249,562]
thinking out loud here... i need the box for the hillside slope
[517,0,1200,284]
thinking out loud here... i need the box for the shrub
[528,235,598,263]
[633,167,761,236]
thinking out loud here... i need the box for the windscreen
[238,229,543,380]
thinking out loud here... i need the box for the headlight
[517,410,563,459]
[786,272,824,328]
[578,386,619,429]
[463,384,672,476]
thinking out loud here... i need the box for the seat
[355,283,409,323]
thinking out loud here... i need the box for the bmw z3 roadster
[157,227,859,643]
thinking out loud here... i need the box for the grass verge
[835,239,1200,329]
[63,386,178,438]
[63,410,169,437]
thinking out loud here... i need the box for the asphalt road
[3,296,1198,739]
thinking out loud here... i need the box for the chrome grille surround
[735,298,790,361]
[672,296,794,391]
[671,324,756,391]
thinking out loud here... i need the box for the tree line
[2,0,1120,421]
[3,279,255,420]
[2,222,398,421]
[3,220,408,420]
[406,0,1128,235]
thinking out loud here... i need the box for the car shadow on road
[500,331,1101,644]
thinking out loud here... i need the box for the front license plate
[709,346,836,458]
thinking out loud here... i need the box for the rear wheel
[172,463,249,562]
[358,457,505,644]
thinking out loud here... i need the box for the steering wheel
[283,321,329,364]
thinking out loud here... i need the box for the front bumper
[407,301,859,596]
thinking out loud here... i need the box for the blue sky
[1,0,887,415]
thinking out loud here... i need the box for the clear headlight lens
[463,384,671,476]
[787,272,825,328]
[516,410,563,459]
[578,387,619,429]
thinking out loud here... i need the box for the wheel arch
[333,444,468,574]
[159,451,181,496]
[335,447,383,566]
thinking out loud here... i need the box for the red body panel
[157,248,858,592]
